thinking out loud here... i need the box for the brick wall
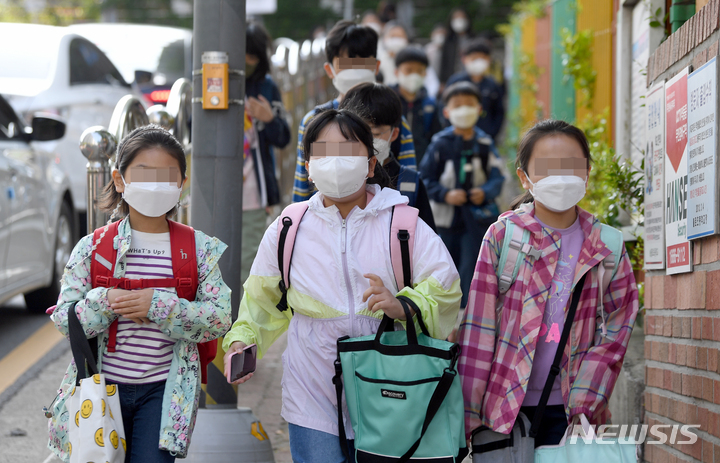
[644,235,720,462]
[644,2,720,461]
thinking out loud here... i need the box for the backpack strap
[496,218,541,294]
[276,202,310,311]
[390,204,419,290]
[596,224,624,340]
[167,220,217,384]
[92,221,120,352]
[396,165,420,208]
[168,220,198,301]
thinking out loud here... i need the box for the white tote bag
[67,306,126,463]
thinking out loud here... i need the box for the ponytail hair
[509,119,592,210]
[302,108,391,188]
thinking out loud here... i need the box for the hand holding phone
[225,343,257,384]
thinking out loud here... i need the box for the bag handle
[374,298,429,346]
[528,272,586,438]
[68,303,99,386]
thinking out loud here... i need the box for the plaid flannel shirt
[457,203,638,438]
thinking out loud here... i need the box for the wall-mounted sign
[687,56,718,239]
[665,67,692,275]
[645,82,666,269]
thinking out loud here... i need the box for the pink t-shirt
[523,216,583,406]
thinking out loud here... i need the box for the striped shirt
[291,99,417,202]
[103,230,177,384]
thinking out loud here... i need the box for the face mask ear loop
[523,170,536,197]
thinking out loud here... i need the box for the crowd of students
[46,16,639,463]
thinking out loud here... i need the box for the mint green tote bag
[333,299,468,462]
[534,414,638,463]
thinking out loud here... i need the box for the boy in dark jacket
[445,38,504,140]
[391,47,442,165]
[340,83,436,231]
[420,82,505,306]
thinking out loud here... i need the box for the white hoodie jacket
[223,184,462,437]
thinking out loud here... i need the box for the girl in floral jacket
[458,120,638,449]
[47,126,232,462]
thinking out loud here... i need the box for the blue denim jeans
[288,423,356,463]
[114,381,175,463]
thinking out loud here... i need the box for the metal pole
[184,2,275,461]
[343,0,354,20]
[191,0,245,400]
[79,127,116,234]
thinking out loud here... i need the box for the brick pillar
[644,235,720,462]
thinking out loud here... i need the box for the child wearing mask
[458,120,638,451]
[292,20,417,203]
[419,82,505,308]
[340,82,436,230]
[224,109,461,462]
[391,47,442,163]
[446,38,505,140]
[377,21,409,85]
[47,126,232,462]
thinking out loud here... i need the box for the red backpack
[90,220,216,384]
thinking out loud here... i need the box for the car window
[156,39,186,84]
[0,97,25,141]
[69,38,129,87]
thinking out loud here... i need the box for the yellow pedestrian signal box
[201,51,229,110]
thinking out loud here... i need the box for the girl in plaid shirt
[457,120,639,448]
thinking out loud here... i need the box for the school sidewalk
[0,333,292,463]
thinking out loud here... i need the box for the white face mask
[330,65,376,95]
[397,72,424,94]
[524,174,587,212]
[309,156,369,199]
[384,37,408,54]
[451,17,468,34]
[448,105,479,129]
[431,33,445,45]
[122,176,182,217]
[373,131,393,165]
[466,58,489,76]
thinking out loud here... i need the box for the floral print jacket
[47,218,232,461]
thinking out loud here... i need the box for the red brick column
[644,235,720,462]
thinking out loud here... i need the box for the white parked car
[0,94,75,312]
[69,23,193,106]
[0,23,145,230]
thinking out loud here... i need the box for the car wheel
[25,201,74,313]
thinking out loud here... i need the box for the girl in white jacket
[223,108,461,463]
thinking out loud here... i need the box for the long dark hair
[302,108,390,188]
[509,119,592,210]
[99,124,187,218]
[246,22,271,82]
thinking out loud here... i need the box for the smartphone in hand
[227,344,257,382]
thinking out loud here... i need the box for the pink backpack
[275,202,419,311]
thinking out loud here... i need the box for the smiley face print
[110,430,119,449]
[95,427,104,447]
[80,399,93,418]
